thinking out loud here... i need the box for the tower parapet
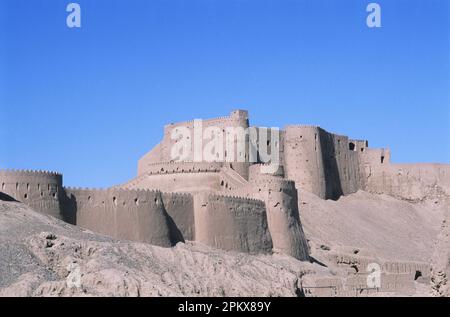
[0,169,64,219]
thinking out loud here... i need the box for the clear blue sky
[0,0,449,188]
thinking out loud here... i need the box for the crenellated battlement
[202,191,266,205]
[0,168,64,219]
[0,169,62,178]
[250,175,296,189]
[164,110,248,132]
[284,124,320,130]
[64,186,161,194]
[136,161,223,177]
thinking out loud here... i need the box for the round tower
[0,169,64,219]
[249,173,310,260]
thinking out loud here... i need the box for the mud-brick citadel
[1,110,449,261]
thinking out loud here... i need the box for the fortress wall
[218,166,249,192]
[163,110,249,136]
[161,192,195,241]
[249,126,283,164]
[279,130,286,167]
[160,110,250,161]
[124,172,222,192]
[363,163,450,200]
[0,169,64,219]
[135,161,223,176]
[63,188,182,247]
[193,192,273,254]
[331,134,361,196]
[349,139,369,152]
[359,148,391,167]
[136,110,251,178]
[284,126,326,198]
[134,161,223,185]
[249,177,310,260]
[248,164,285,182]
[283,126,362,199]
[123,161,224,191]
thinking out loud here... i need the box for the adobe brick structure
[1,110,449,262]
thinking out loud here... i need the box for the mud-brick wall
[283,126,362,200]
[0,169,64,219]
[193,193,273,254]
[162,192,195,241]
[250,176,310,261]
[363,163,450,200]
[62,188,183,247]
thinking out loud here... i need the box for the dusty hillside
[298,190,446,263]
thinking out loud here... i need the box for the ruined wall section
[63,188,182,247]
[357,144,450,200]
[0,169,64,219]
[193,192,273,254]
[363,163,450,201]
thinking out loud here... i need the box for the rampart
[161,191,195,240]
[123,162,224,192]
[139,110,250,177]
[0,169,64,219]
[248,175,310,260]
[62,187,183,247]
[193,192,273,254]
[283,126,361,200]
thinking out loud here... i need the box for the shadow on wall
[319,129,343,200]
[0,192,18,202]
[60,190,185,246]
[61,192,77,225]
[161,200,185,245]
